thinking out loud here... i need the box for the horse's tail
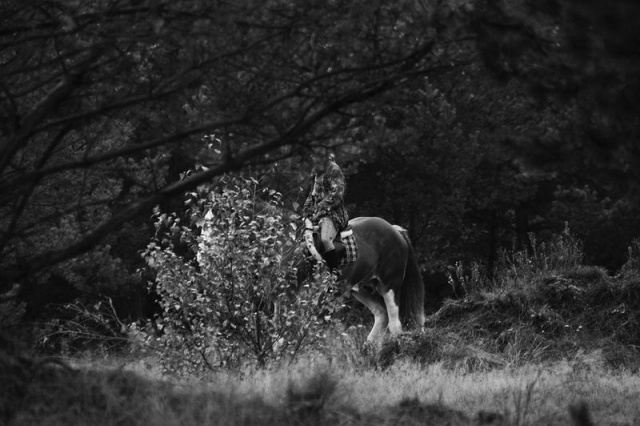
[394,226,425,329]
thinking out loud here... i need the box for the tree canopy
[0,0,469,285]
[1,0,639,311]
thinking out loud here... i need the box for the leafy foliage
[143,175,344,374]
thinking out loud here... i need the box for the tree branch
[0,47,103,174]
[0,66,421,281]
[0,126,71,255]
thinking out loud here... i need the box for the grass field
[4,344,639,426]
[208,354,640,425]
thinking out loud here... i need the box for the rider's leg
[319,217,339,270]
[319,216,337,252]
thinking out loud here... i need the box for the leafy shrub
[143,175,343,375]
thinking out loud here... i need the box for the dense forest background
[1,0,639,348]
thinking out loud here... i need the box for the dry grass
[4,345,640,426]
[338,358,640,425]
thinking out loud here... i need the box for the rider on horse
[302,152,349,271]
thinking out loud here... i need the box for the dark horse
[300,216,425,343]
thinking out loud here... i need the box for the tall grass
[496,223,584,291]
[6,349,640,426]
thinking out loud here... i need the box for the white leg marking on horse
[383,289,402,336]
[352,290,387,343]
[369,311,388,343]
[417,311,426,331]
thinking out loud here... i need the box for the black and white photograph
[1,1,639,424]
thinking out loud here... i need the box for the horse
[298,216,425,343]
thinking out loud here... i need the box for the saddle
[303,219,358,269]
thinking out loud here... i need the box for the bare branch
[0,125,71,255]
[0,66,416,281]
[0,47,103,174]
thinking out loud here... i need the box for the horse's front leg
[351,285,388,343]
[381,289,402,336]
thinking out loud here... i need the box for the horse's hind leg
[375,263,404,336]
[351,286,388,343]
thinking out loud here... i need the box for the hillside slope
[382,266,640,371]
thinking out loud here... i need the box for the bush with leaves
[143,175,344,374]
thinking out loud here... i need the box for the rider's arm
[302,181,317,217]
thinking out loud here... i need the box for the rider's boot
[321,248,340,272]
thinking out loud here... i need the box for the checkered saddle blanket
[337,227,358,268]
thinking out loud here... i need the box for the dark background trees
[1,0,639,338]
[0,0,445,316]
